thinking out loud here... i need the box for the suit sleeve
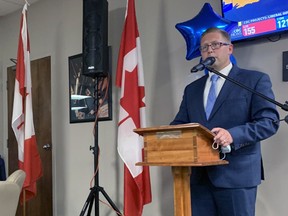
[228,73,279,150]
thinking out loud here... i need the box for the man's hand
[211,127,233,147]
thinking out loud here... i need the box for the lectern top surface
[134,123,214,138]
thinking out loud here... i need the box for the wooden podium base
[172,167,191,216]
[138,161,228,216]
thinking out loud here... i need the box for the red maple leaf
[120,66,145,128]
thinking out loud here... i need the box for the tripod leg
[86,198,94,216]
[79,188,95,216]
[98,186,122,215]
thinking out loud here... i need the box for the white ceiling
[0,0,39,17]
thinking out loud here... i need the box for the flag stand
[79,76,122,216]
[23,190,26,216]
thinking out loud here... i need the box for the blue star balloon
[175,3,237,60]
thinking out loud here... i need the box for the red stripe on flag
[12,3,43,203]
[116,0,152,215]
[19,136,43,200]
[116,0,139,88]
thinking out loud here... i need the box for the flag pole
[23,189,26,216]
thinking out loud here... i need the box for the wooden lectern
[134,123,228,216]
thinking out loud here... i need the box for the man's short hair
[201,27,231,43]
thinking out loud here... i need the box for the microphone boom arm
[205,65,288,112]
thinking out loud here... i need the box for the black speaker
[283,51,288,82]
[82,0,108,78]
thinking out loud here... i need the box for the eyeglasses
[199,42,231,52]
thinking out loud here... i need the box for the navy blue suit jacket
[171,65,279,188]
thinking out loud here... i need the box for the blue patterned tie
[206,75,219,119]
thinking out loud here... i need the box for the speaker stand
[79,77,122,216]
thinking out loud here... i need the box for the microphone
[191,57,216,73]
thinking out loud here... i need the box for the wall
[0,0,287,215]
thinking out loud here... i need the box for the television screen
[221,0,288,42]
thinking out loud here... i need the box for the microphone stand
[205,65,288,121]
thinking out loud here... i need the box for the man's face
[200,32,233,71]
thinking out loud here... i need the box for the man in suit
[170,27,279,216]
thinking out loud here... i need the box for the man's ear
[228,44,234,54]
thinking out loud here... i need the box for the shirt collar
[208,63,232,80]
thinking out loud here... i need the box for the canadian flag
[11,3,43,202]
[116,0,152,215]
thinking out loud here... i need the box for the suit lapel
[208,66,241,120]
[193,75,209,121]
